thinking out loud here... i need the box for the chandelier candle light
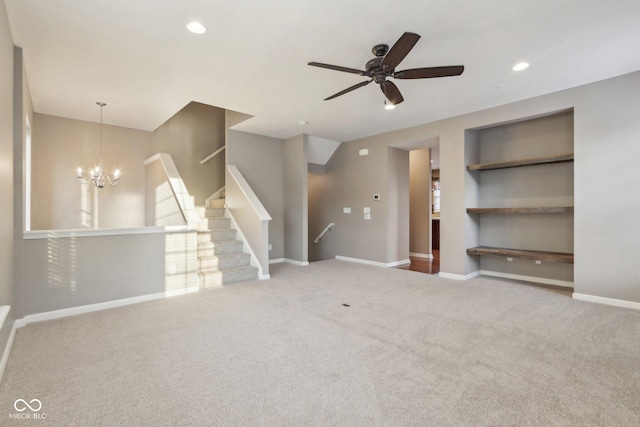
[76,102,121,188]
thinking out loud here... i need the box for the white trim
[0,319,18,383]
[269,258,285,264]
[438,271,481,280]
[480,270,574,288]
[284,259,310,267]
[24,226,194,240]
[0,306,8,331]
[15,287,199,328]
[258,274,271,280]
[227,165,272,221]
[143,153,162,165]
[388,259,411,267]
[336,255,387,267]
[200,145,226,165]
[335,255,409,268]
[410,252,433,259]
[572,293,640,311]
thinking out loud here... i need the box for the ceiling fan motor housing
[372,43,389,57]
[365,57,384,75]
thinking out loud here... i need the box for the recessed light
[187,22,206,34]
[512,62,529,71]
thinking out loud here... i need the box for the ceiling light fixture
[187,22,206,34]
[76,102,121,189]
[512,62,529,71]
[384,99,395,110]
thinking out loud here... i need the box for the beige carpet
[1,260,639,426]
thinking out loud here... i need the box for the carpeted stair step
[210,228,237,241]
[199,265,258,288]
[213,239,244,255]
[205,207,225,218]
[207,217,231,230]
[197,240,244,256]
[198,252,250,270]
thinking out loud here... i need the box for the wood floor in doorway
[397,250,440,275]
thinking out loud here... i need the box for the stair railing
[144,153,201,228]
[200,145,226,165]
[314,223,335,244]
[226,165,272,279]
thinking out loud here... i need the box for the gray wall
[226,129,284,261]
[31,114,152,230]
[21,231,197,316]
[313,139,394,263]
[283,135,308,263]
[315,70,640,303]
[386,147,410,263]
[150,102,225,205]
[409,149,432,256]
[0,0,15,353]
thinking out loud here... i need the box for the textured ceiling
[5,0,640,142]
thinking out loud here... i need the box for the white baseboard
[410,252,433,259]
[335,255,409,268]
[269,258,285,264]
[0,306,16,383]
[258,274,270,280]
[388,259,411,267]
[480,270,574,288]
[284,259,310,267]
[572,293,640,311]
[438,271,481,280]
[15,286,199,328]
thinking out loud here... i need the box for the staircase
[195,196,258,287]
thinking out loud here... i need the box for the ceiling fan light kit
[309,32,464,107]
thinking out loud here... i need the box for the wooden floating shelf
[467,153,574,171]
[467,246,574,264]
[467,207,574,214]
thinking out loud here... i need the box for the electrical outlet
[507,257,513,262]
[535,260,542,265]
[268,244,272,251]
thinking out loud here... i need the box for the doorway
[400,144,440,275]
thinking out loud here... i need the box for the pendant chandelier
[76,102,121,188]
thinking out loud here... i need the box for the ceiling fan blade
[394,65,465,79]
[308,62,365,75]
[381,32,421,70]
[380,81,404,105]
[324,80,373,100]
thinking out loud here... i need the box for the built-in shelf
[466,153,574,171]
[467,246,574,264]
[467,207,574,214]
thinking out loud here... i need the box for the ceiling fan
[308,32,464,106]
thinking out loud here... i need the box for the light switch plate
[343,207,351,213]
[363,207,371,213]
